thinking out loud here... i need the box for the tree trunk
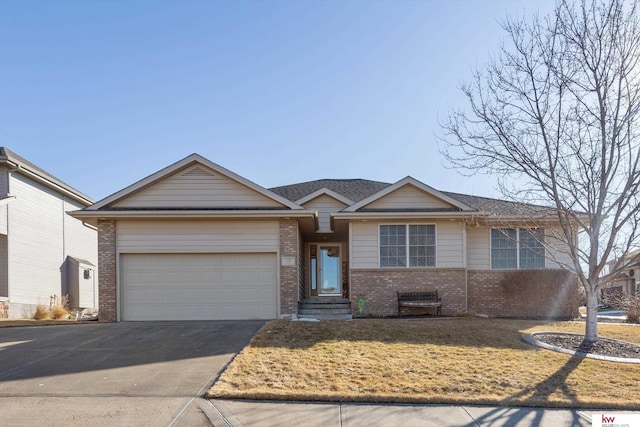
[585,289,599,343]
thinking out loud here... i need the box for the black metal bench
[397,290,442,317]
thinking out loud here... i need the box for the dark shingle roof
[442,191,555,217]
[270,178,555,217]
[0,147,94,204]
[269,179,391,203]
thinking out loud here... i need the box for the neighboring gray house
[73,153,578,322]
[603,249,639,299]
[0,148,98,318]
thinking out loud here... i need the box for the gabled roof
[295,188,354,206]
[270,179,390,203]
[442,191,557,217]
[86,153,304,211]
[272,177,559,218]
[344,176,476,212]
[0,147,94,205]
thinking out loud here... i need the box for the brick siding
[350,268,578,319]
[350,269,467,317]
[98,220,117,322]
[279,220,299,317]
[467,269,579,318]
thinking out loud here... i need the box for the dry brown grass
[50,305,71,320]
[32,305,53,321]
[209,318,640,409]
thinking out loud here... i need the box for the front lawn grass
[208,318,640,409]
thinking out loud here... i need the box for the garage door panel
[121,253,277,321]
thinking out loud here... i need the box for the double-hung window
[380,224,436,268]
[491,228,545,269]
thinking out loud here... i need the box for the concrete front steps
[297,297,353,320]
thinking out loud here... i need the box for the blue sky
[1,0,555,201]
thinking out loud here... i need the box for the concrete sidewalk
[205,400,615,426]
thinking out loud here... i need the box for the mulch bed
[535,333,640,359]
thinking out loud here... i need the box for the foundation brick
[350,269,467,317]
[467,269,579,318]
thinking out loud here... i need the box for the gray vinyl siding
[351,222,379,269]
[544,227,574,269]
[116,220,280,253]
[436,221,464,268]
[351,221,464,269]
[466,227,490,269]
[0,235,7,297]
[0,204,7,235]
[0,165,8,195]
[8,173,65,305]
[363,186,453,210]
[301,194,347,231]
[63,198,99,291]
[63,199,98,261]
[467,225,574,270]
[112,165,285,209]
[0,166,9,235]
[7,172,97,307]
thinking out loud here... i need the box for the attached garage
[71,155,311,322]
[120,253,277,321]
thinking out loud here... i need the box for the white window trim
[490,227,546,270]
[378,224,437,269]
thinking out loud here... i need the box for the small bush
[455,311,477,317]
[33,305,53,320]
[605,293,640,324]
[51,305,71,320]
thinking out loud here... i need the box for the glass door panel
[319,245,341,296]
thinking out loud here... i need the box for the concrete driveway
[0,321,264,426]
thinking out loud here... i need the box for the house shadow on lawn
[250,318,558,351]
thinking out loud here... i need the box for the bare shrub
[51,305,71,320]
[50,294,71,320]
[605,293,640,324]
[32,305,53,321]
[499,270,580,319]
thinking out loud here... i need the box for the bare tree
[441,0,640,342]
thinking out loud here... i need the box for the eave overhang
[480,213,590,225]
[70,209,317,226]
[6,162,94,206]
[332,211,479,221]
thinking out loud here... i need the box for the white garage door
[120,253,277,321]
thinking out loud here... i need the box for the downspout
[81,221,98,231]
[463,220,468,312]
[62,196,66,261]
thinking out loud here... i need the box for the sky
[0,0,556,202]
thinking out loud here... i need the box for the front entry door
[310,244,342,297]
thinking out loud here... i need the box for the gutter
[332,211,479,220]
[70,209,317,223]
[10,164,94,206]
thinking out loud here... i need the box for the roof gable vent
[181,166,214,177]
